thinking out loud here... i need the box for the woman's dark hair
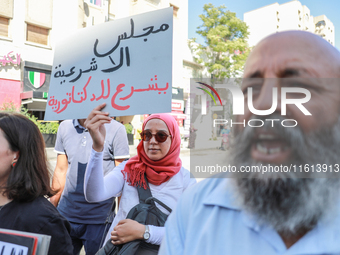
[0,112,56,202]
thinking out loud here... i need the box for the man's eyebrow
[245,70,263,78]
[245,68,306,78]
[279,68,301,77]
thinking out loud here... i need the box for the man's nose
[250,79,281,115]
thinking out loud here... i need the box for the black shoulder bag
[96,175,172,255]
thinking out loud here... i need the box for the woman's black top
[0,196,73,255]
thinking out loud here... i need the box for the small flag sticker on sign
[28,71,46,88]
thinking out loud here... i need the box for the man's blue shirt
[160,176,340,255]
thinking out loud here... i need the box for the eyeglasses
[140,130,171,143]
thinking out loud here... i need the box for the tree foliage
[0,100,59,134]
[193,4,250,78]
[124,123,133,134]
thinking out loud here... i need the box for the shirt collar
[202,177,240,211]
[202,177,264,232]
[73,119,85,130]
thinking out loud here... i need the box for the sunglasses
[140,130,171,143]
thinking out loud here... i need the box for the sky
[188,0,340,50]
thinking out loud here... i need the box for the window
[0,16,9,37]
[304,13,309,22]
[26,24,49,45]
[87,0,103,7]
[316,20,326,27]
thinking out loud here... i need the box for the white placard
[0,241,29,255]
[45,8,173,120]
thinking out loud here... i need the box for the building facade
[0,0,189,130]
[244,0,335,47]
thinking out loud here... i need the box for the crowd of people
[50,117,129,254]
[1,30,339,255]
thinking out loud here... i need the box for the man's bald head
[239,30,340,136]
[244,30,340,78]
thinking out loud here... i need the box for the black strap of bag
[99,199,116,248]
[136,175,153,203]
[95,174,171,255]
[136,176,172,213]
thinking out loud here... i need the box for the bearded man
[159,31,340,254]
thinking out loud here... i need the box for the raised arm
[83,103,125,202]
[84,149,125,202]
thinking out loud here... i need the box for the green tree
[0,100,59,134]
[193,4,250,78]
[124,123,133,134]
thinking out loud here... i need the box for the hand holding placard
[84,103,111,152]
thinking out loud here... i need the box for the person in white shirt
[83,103,196,248]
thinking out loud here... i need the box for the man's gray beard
[229,114,340,236]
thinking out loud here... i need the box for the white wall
[278,1,300,31]
[244,3,279,47]
[244,0,335,47]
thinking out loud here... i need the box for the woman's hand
[111,219,145,245]
[84,103,112,152]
